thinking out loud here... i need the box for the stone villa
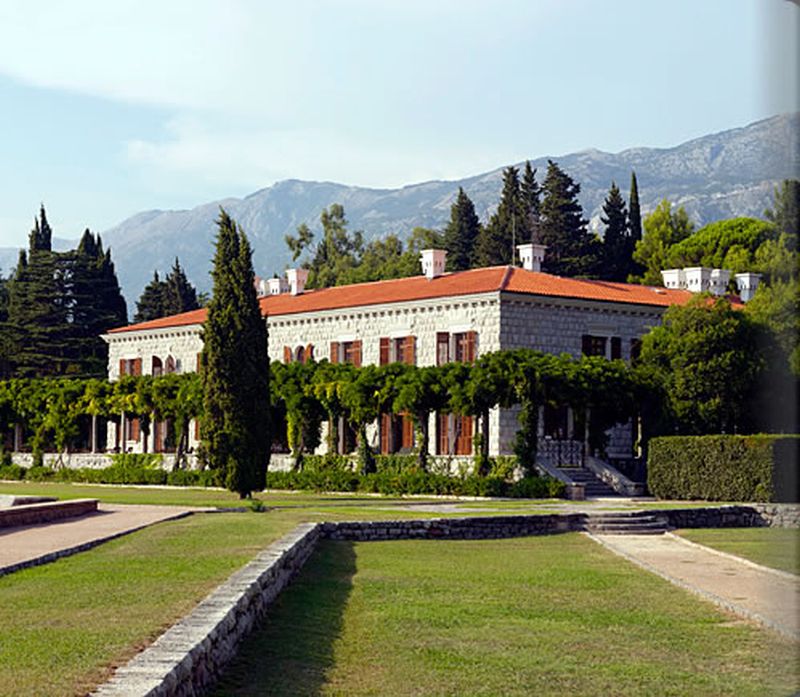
[102,245,753,466]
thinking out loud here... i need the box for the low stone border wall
[321,514,586,541]
[93,523,320,697]
[0,498,98,528]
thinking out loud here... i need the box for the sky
[0,0,797,248]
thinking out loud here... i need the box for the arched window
[151,356,163,377]
[165,355,176,374]
[295,346,305,363]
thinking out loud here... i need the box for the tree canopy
[134,258,199,322]
[631,199,695,285]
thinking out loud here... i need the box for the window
[119,358,142,376]
[630,338,642,362]
[436,331,477,366]
[379,336,416,366]
[284,344,315,364]
[581,334,607,357]
[379,335,416,453]
[435,331,477,453]
[330,340,362,366]
[152,356,163,377]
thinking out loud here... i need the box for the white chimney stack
[420,249,447,280]
[661,269,685,290]
[517,243,547,272]
[735,272,761,302]
[285,268,309,295]
[709,268,731,296]
[683,267,712,293]
[268,277,289,295]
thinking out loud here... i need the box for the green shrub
[26,466,56,481]
[0,463,27,480]
[647,434,799,502]
[166,469,221,488]
[109,453,164,470]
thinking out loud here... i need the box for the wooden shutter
[132,358,142,376]
[437,412,449,454]
[403,336,416,365]
[196,353,202,373]
[581,335,592,356]
[455,415,473,455]
[352,340,362,368]
[630,338,642,362]
[402,414,414,449]
[465,331,477,363]
[130,417,141,442]
[194,418,200,441]
[611,337,622,360]
[283,346,292,364]
[306,344,314,362]
[436,333,450,366]
[119,359,127,377]
[380,413,391,454]
[330,342,339,363]
[379,337,390,366]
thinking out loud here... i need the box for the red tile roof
[106,266,721,335]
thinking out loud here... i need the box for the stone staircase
[559,467,620,497]
[584,510,669,535]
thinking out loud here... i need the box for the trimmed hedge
[0,462,221,488]
[648,434,799,502]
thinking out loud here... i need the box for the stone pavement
[590,531,800,640]
[0,503,207,576]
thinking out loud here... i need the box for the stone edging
[93,523,321,697]
[0,498,98,528]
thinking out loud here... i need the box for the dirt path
[590,531,800,640]
[0,503,208,576]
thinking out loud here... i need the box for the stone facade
[101,270,679,461]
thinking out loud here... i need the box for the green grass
[676,528,800,575]
[0,512,307,696]
[214,535,798,697]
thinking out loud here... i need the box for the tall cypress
[443,188,481,271]
[476,166,522,266]
[599,182,629,281]
[520,161,542,242]
[627,171,644,279]
[539,160,600,277]
[134,272,166,322]
[202,209,270,498]
[163,258,199,316]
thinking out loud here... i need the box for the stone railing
[584,455,646,496]
[534,455,585,500]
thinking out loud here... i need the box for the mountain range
[3,113,798,304]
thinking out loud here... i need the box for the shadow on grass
[211,541,356,696]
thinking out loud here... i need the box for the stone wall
[10,452,200,471]
[656,504,800,529]
[93,523,321,697]
[0,498,97,528]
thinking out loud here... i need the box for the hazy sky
[0,0,797,247]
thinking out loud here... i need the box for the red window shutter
[306,344,314,362]
[402,414,414,449]
[352,340,362,368]
[465,331,477,364]
[436,333,450,366]
[119,359,127,376]
[330,342,339,364]
[379,337,390,366]
[132,358,142,376]
[404,336,416,365]
[456,415,473,455]
[380,413,390,454]
[196,353,202,373]
[611,337,622,360]
[283,346,292,364]
[437,412,449,454]
[194,418,200,441]
[130,417,141,441]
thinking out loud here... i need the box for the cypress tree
[202,208,270,498]
[443,188,481,271]
[520,161,542,242]
[134,272,166,322]
[627,171,645,279]
[538,160,599,277]
[163,258,199,316]
[476,166,522,266]
[599,182,629,281]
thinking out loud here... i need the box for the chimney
[285,268,309,295]
[660,269,685,290]
[734,272,761,303]
[517,243,547,272]
[268,277,289,295]
[683,267,711,293]
[709,268,731,297]
[420,249,447,280]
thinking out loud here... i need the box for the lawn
[676,527,800,575]
[214,535,798,697]
[0,511,307,696]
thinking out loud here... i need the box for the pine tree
[538,160,600,276]
[476,166,522,266]
[520,161,542,242]
[202,208,270,498]
[7,208,71,376]
[443,188,481,271]
[163,258,199,316]
[599,182,629,281]
[134,272,166,322]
